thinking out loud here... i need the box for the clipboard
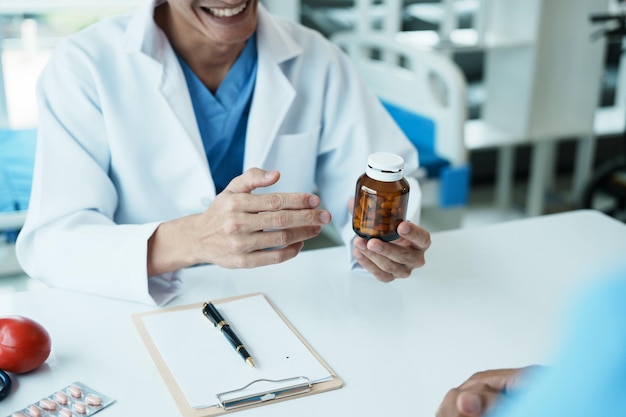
[133,293,343,416]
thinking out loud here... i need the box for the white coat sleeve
[15,41,182,305]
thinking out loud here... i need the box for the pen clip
[216,376,312,410]
[202,302,222,327]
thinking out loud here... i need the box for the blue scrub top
[488,267,626,417]
[177,34,258,194]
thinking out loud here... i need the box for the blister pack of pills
[7,381,114,417]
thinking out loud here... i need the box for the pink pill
[56,391,69,405]
[11,413,27,417]
[85,394,102,407]
[69,384,83,398]
[27,405,42,417]
[59,408,73,417]
[39,399,57,411]
[73,401,87,415]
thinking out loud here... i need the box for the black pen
[202,302,256,368]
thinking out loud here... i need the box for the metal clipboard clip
[216,376,312,410]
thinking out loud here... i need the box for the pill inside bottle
[352,152,409,242]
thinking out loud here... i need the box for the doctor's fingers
[253,207,331,231]
[353,244,413,282]
[397,221,431,250]
[359,222,431,274]
[224,192,324,213]
[223,168,281,194]
[365,236,428,271]
[221,241,306,269]
[352,236,415,281]
[354,232,426,269]
[219,227,320,265]
[352,246,399,282]
[230,241,304,268]
[256,226,323,252]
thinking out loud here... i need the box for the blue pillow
[380,100,450,178]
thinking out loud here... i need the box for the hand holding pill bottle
[352,152,409,242]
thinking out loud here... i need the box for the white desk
[1,210,625,417]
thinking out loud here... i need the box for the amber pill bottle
[352,152,410,241]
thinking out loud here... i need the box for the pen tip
[247,357,256,368]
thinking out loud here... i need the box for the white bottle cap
[366,152,405,182]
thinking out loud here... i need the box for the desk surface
[2,210,626,417]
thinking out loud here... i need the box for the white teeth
[207,2,247,17]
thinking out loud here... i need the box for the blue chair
[331,32,471,221]
[382,101,470,207]
[0,128,37,243]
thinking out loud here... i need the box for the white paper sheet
[140,295,332,408]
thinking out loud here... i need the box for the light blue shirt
[177,34,258,194]
[489,267,626,417]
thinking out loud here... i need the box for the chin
[197,1,258,42]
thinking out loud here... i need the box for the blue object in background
[0,128,37,242]
[440,165,471,207]
[381,100,470,208]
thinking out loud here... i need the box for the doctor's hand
[147,168,331,276]
[436,367,537,417]
[348,198,431,282]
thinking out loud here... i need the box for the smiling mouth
[201,2,248,18]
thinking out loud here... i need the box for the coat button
[201,197,212,207]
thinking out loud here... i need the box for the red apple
[0,316,51,373]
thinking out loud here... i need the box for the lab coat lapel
[244,6,300,169]
[124,3,301,190]
[157,48,207,165]
[124,1,214,195]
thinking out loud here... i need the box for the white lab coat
[16,2,420,305]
